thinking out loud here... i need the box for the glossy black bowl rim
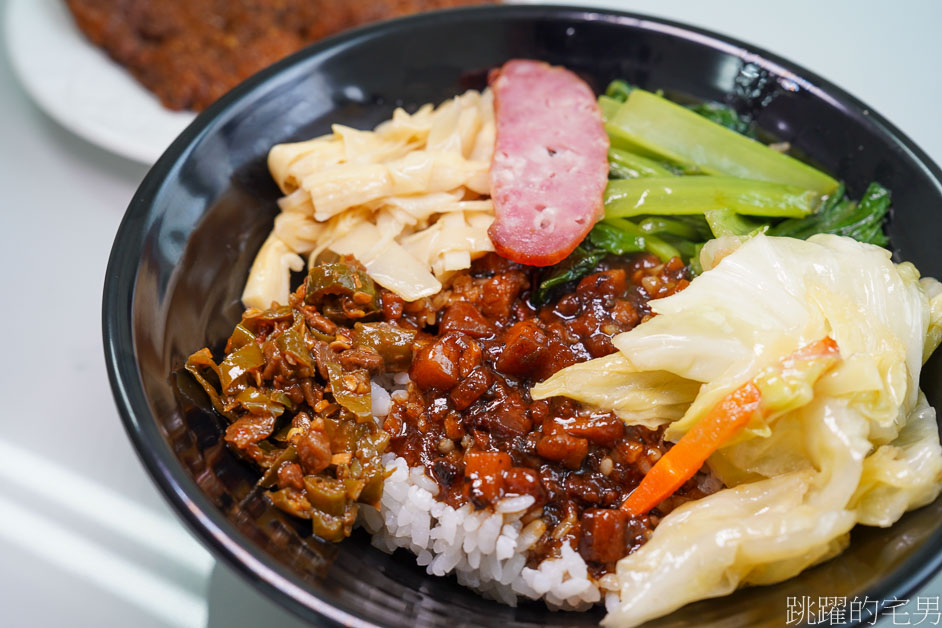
[102,4,942,626]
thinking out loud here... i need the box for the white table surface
[1,1,940,626]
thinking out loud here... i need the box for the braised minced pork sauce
[383,253,721,576]
[187,251,721,575]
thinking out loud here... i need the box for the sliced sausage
[488,60,609,266]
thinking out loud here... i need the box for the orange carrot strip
[781,336,840,365]
[620,336,841,516]
[621,382,761,516]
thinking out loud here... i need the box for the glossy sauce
[381,253,719,575]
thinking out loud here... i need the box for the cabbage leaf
[536,234,942,627]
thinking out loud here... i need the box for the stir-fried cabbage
[533,233,942,627]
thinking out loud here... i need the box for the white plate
[4,0,196,164]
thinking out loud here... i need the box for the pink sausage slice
[488,60,609,267]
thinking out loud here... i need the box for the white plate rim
[4,0,196,164]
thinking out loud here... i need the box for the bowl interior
[105,6,942,627]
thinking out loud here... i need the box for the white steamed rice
[363,377,615,610]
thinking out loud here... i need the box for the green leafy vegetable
[595,219,680,262]
[704,210,768,238]
[604,79,754,137]
[608,148,676,179]
[531,219,685,306]
[605,79,634,103]
[531,244,607,306]
[605,88,839,194]
[605,176,821,219]
[767,182,890,245]
[637,216,713,241]
[535,79,892,305]
[686,102,755,138]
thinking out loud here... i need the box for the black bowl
[103,5,942,627]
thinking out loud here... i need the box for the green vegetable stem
[608,148,675,179]
[605,176,820,219]
[605,88,839,194]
